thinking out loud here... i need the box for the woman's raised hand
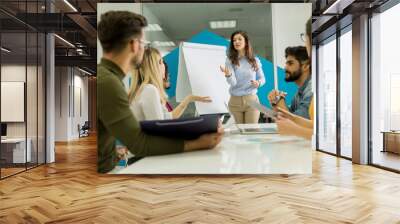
[219,65,231,77]
[189,95,212,103]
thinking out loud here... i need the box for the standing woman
[220,30,265,124]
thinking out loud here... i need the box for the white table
[1,138,31,163]
[117,124,312,174]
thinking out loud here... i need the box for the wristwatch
[272,95,284,106]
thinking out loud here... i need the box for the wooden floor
[1,167,26,178]
[1,164,44,178]
[373,151,400,171]
[1,135,400,223]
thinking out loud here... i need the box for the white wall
[55,67,69,141]
[54,67,89,141]
[80,75,89,124]
[1,65,26,82]
[1,65,26,140]
[271,3,311,67]
[271,3,311,87]
[72,73,89,138]
[97,3,143,63]
[1,65,36,137]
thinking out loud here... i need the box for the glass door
[317,35,337,155]
[370,2,400,171]
[339,26,352,159]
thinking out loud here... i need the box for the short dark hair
[98,11,147,53]
[285,46,309,64]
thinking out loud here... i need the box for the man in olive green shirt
[97,11,223,173]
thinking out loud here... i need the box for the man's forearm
[183,139,197,152]
[294,127,313,140]
[273,99,288,112]
[293,116,313,129]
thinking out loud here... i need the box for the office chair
[79,121,90,138]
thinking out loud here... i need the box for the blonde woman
[129,47,211,121]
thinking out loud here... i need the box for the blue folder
[140,114,219,140]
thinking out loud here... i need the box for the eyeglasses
[300,33,307,42]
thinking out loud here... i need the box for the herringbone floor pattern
[1,135,400,223]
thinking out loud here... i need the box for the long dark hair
[228,30,258,71]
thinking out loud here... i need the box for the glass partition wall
[317,35,337,155]
[370,2,400,172]
[0,0,46,179]
[316,26,353,159]
[339,26,352,159]
[315,0,400,172]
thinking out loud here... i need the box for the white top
[117,123,312,174]
[130,84,172,121]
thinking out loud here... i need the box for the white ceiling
[143,3,273,60]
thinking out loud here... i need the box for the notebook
[140,114,219,140]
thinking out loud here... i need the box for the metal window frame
[315,19,353,162]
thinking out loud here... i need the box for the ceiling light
[210,20,236,29]
[63,0,78,12]
[54,34,75,48]
[77,49,85,55]
[229,8,243,12]
[145,24,163,32]
[153,41,175,47]
[322,0,347,15]
[1,47,11,53]
[78,67,92,76]
[75,42,85,48]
